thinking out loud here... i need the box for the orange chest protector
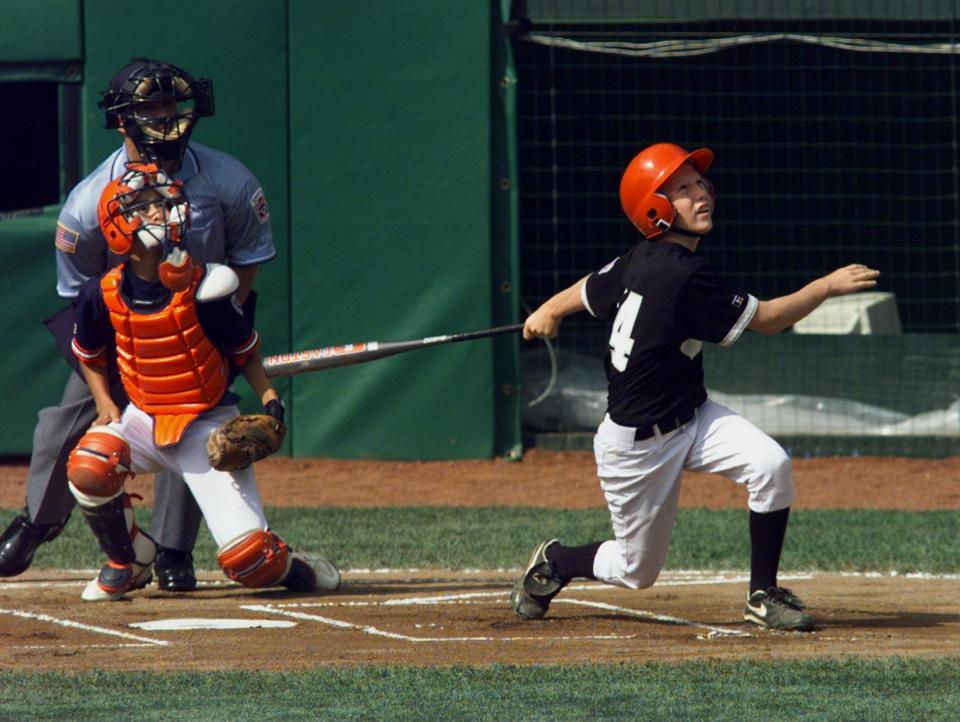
[101,266,229,447]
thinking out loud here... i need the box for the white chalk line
[0,608,168,647]
[241,604,635,642]
[264,574,814,610]
[5,569,959,593]
[554,598,751,638]
[248,584,750,641]
[10,643,158,650]
[1,569,954,649]
[0,575,233,591]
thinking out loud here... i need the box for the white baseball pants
[110,404,268,547]
[592,398,794,590]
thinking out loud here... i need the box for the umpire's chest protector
[100,266,229,447]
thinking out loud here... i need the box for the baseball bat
[262,323,524,378]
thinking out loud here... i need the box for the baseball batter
[511,142,879,631]
[0,59,275,591]
[65,163,339,601]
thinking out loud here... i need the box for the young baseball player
[0,59,275,591]
[511,142,879,631]
[65,162,340,601]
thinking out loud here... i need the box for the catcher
[65,161,341,601]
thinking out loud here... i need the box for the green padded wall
[0,210,77,454]
[288,1,498,459]
[0,0,82,454]
[1,1,516,460]
[0,0,81,80]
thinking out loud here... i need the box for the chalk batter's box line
[241,603,637,642]
[0,570,829,593]
[243,583,752,641]
[0,608,168,647]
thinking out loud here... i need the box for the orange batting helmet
[619,143,714,239]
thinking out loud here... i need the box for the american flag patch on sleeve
[55,223,80,254]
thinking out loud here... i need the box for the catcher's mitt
[207,411,286,471]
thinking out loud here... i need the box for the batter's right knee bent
[217,529,292,588]
[594,541,663,590]
[620,563,661,590]
[66,426,134,500]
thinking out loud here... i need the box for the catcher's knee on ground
[217,529,292,587]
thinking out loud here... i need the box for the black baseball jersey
[583,241,757,427]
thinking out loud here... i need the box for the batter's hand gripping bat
[262,323,524,378]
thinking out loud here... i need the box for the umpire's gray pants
[26,371,202,550]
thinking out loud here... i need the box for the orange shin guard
[217,529,291,588]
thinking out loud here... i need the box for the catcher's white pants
[110,404,268,547]
[592,398,794,590]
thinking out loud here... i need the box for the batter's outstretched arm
[524,276,589,340]
[749,263,880,335]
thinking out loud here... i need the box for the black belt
[633,406,697,441]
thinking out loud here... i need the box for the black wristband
[264,398,285,424]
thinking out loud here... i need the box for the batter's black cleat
[744,586,815,631]
[0,510,71,577]
[510,539,568,620]
[155,548,197,592]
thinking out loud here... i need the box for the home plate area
[1,569,958,670]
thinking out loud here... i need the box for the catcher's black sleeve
[196,297,257,352]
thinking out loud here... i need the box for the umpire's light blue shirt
[55,142,276,298]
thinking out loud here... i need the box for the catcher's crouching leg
[66,427,155,601]
[218,529,341,592]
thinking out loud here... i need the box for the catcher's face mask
[98,163,195,292]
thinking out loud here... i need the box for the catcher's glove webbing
[207,400,286,471]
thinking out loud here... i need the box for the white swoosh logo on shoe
[746,601,767,618]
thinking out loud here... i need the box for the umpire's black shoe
[155,548,197,592]
[0,511,70,577]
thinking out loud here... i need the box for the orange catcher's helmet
[619,143,714,239]
[98,162,188,255]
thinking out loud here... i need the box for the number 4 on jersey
[609,291,642,371]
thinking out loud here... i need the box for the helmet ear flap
[639,193,675,239]
[100,193,135,254]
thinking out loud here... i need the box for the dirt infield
[1,570,959,671]
[1,450,959,671]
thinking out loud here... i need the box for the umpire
[0,58,277,590]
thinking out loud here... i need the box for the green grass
[4,508,960,720]
[5,506,959,574]
[1,658,959,721]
